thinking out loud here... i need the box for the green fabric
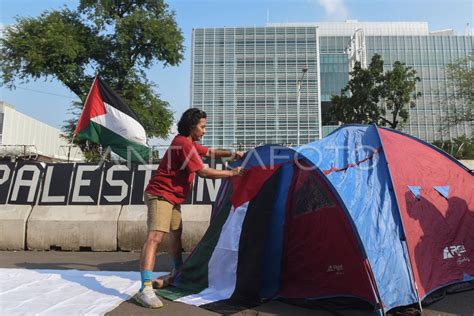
[158,184,233,300]
[156,286,198,301]
[75,121,150,163]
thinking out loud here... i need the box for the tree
[330,54,421,129]
[433,135,474,160]
[0,0,183,141]
[330,54,384,125]
[379,61,421,129]
[445,53,474,126]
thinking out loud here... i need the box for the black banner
[8,162,44,205]
[68,163,104,205]
[192,159,225,204]
[0,160,225,206]
[38,163,74,205]
[100,163,133,205]
[0,162,16,204]
[130,164,159,205]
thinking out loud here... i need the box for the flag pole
[98,146,112,168]
[72,73,100,142]
[72,73,100,164]
[70,74,99,162]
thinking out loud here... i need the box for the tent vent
[433,186,450,199]
[408,186,422,200]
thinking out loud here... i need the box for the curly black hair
[177,108,207,136]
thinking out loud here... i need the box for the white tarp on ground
[0,269,167,315]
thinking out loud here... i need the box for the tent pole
[415,281,423,313]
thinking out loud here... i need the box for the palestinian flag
[158,164,286,313]
[73,75,150,162]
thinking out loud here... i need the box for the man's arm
[206,148,244,159]
[197,166,245,179]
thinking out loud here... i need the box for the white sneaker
[133,286,164,308]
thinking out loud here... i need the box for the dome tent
[158,125,474,315]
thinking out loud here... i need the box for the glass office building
[191,26,321,148]
[191,21,473,148]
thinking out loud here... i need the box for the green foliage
[330,54,421,129]
[81,143,104,163]
[445,53,474,126]
[379,61,421,129]
[330,54,384,125]
[0,0,183,143]
[79,0,183,68]
[0,9,98,96]
[432,135,474,160]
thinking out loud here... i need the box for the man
[134,108,245,308]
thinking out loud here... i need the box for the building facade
[191,21,473,148]
[0,102,84,161]
[191,26,321,148]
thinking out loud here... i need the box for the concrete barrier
[27,205,122,251]
[181,205,213,251]
[0,205,33,250]
[118,204,212,252]
[117,205,148,252]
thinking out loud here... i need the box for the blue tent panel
[260,163,294,298]
[296,125,418,311]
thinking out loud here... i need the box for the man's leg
[135,230,165,308]
[168,206,183,271]
[135,193,173,308]
[140,230,165,272]
[152,206,183,289]
[169,226,183,270]
[141,194,174,274]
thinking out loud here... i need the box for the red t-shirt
[145,135,208,205]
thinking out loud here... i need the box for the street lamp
[297,67,308,146]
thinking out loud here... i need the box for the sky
[0,0,473,143]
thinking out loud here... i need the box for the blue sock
[173,257,183,270]
[140,270,153,291]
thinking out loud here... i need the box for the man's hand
[234,151,245,159]
[197,166,246,179]
[206,148,245,160]
[231,167,246,176]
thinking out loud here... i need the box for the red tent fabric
[379,128,474,298]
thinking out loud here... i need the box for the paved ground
[1,251,473,315]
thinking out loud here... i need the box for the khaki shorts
[144,192,182,233]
